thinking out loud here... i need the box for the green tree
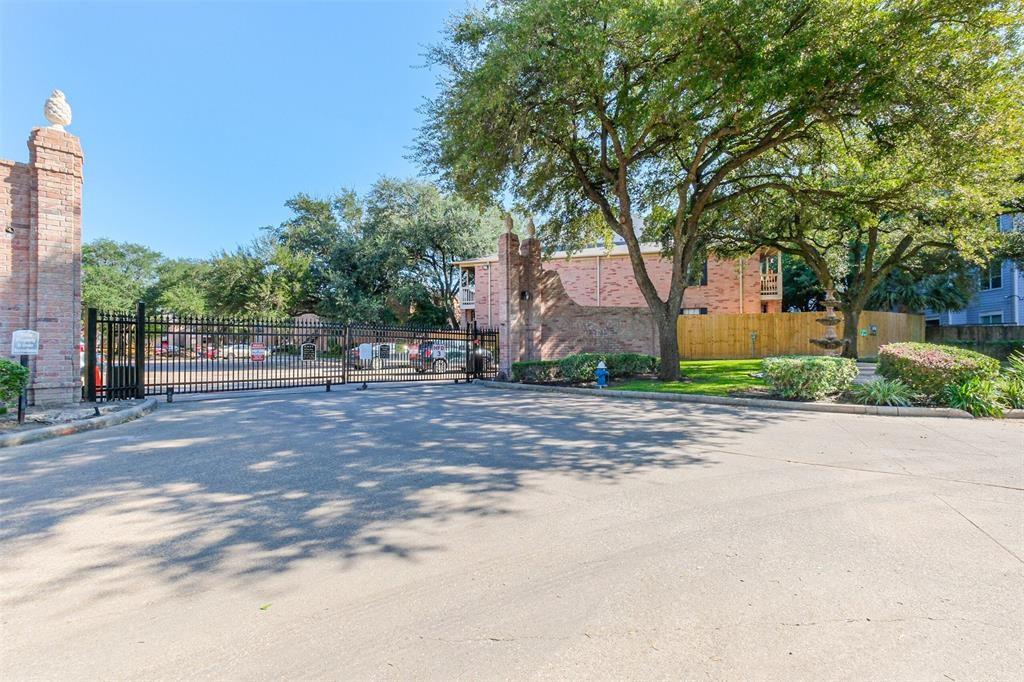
[269,192,400,322]
[418,0,1014,378]
[203,237,308,317]
[782,255,824,312]
[867,267,976,315]
[358,178,504,327]
[716,106,1023,356]
[149,258,212,315]
[82,239,162,311]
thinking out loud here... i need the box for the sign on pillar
[11,330,39,424]
[11,329,40,356]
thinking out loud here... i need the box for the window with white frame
[980,261,1003,290]
[979,312,1003,325]
[680,307,708,315]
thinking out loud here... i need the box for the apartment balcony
[459,287,476,308]
[760,272,782,299]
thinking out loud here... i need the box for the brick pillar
[25,128,84,405]
[496,229,521,375]
[519,235,543,361]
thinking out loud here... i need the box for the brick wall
[0,127,83,405]
[550,251,767,312]
[472,247,773,331]
[494,232,659,371]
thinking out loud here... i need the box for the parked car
[412,340,493,374]
[220,343,251,359]
[348,342,411,369]
[154,344,188,357]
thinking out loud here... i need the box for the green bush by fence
[761,356,858,401]
[0,358,30,413]
[937,339,1024,361]
[511,352,659,384]
[877,342,1000,401]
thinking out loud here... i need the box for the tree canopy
[82,239,162,311]
[418,0,1022,376]
[81,179,501,325]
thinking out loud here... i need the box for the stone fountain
[810,289,845,356]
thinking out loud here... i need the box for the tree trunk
[655,310,680,381]
[841,306,860,359]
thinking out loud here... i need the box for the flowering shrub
[877,342,1000,401]
[761,356,858,401]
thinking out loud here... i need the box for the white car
[220,344,251,359]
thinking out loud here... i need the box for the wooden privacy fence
[676,311,925,360]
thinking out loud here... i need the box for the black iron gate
[85,303,499,401]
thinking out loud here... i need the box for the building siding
[926,213,1024,326]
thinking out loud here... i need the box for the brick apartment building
[456,223,784,370]
[457,242,783,329]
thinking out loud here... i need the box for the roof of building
[456,242,665,266]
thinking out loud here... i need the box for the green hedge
[877,342,1000,401]
[0,358,30,413]
[511,360,561,383]
[511,352,659,384]
[938,340,1024,361]
[761,356,858,401]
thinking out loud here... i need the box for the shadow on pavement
[0,383,776,597]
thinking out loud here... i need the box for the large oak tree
[419,0,1022,379]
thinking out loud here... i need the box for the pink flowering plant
[877,342,1000,402]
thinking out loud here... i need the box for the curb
[481,381,975,419]
[0,398,158,449]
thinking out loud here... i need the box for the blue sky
[0,0,464,258]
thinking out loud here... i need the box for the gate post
[85,308,97,402]
[134,301,146,398]
[465,322,472,382]
[343,324,350,386]
[472,320,480,380]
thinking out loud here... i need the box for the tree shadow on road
[0,384,778,603]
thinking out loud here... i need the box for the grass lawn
[612,359,765,397]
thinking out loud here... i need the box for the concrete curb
[0,398,158,449]
[481,381,975,419]
[1006,410,1024,420]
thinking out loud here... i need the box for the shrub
[511,360,561,383]
[557,353,603,383]
[511,352,659,384]
[847,378,914,407]
[877,342,1000,401]
[0,358,30,413]
[556,352,658,383]
[1005,351,1024,381]
[942,378,1006,418]
[998,376,1024,410]
[939,339,1024,361]
[761,355,858,401]
[605,352,660,377]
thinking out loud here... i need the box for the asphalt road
[1,385,1021,680]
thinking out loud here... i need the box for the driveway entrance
[1,385,1021,679]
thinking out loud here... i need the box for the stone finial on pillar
[504,214,513,233]
[526,217,536,239]
[44,90,72,131]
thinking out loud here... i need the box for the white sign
[11,329,39,356]
[250,342,267,362]
[358,343,373,361]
